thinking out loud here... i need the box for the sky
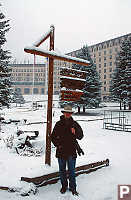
[1,0,131,64]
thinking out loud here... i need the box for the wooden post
[45,25,55,165]
[24,25,90,166]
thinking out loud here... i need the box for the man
[51,105,84,195]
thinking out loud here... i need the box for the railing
[103,110,131,132]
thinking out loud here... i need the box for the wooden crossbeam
[21,159,109,187]
[24,47,90,66]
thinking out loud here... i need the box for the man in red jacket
[51,105,84,196]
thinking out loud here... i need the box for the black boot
[60,187,67,194]
[69,188,79,196]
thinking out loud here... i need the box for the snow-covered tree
[72,45,101,111]
[12,90,25,107]
[0,4,12,108]
[110,36,131,110]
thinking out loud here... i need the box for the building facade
[10,33,131,99]
[10,60,72,95]
[69,33,131,100]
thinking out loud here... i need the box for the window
[104,57,106,61]
[24,88,30,94]
[104,69,106,73]
[15,88,21,92]
[110,62,112,66]
[104,81,106,85]
[99,52,101,56]
[110,42,112,47]
[109,49,112,54]
[104,51,106,55]
[33,88,39,94]
[107,43,109,48]
[104,87,106,91]
[104,63,106,67]
[41,88,44,94]
[54,91,59,95]
[99,64,101,68]
[104,75,106,79]
[99,58,101,62]
[109,68,112,72]
[109,55,112,59]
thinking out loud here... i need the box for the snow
[61,88,83,93]
[60,66,88,74]
[0,98,131,200]
[33,26,54,47]
[61,76,86,82]
[24,46,90,65]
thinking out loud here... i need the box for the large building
[10,60,71,95]
[10,33,131,99]
[69,33,131,100]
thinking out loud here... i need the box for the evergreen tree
[12,90,25,107]
[0,4,11,108]
[110,36,131,110]
[73,45,101,110]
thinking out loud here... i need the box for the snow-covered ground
[0,98,131,200]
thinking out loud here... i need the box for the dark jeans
[58,156,76,190]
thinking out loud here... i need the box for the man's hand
[71,127,75,135]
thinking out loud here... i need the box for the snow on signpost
[60,67,87,102]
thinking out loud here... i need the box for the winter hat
[61,105,74,113]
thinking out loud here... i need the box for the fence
[103,110,131,132]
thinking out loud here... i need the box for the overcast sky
[1,0,131,63]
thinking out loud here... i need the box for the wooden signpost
[60,67,87,102]
[24,25,89,166]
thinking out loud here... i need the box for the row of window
[92,48,118,57]
[97,62,114,68]
[11,73,46,77]
[94,57,116,63]
[99,74,112,80]
[11,68,46,73]
[10,77,45,82]
[90,38,124,52]
[15,87,45,94]
[15,88,59,95]
[99,68,113,73]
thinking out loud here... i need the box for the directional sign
[60,76,85,90]
[61,90,83,101]
[60,67,87,79]
[60,67,87,102]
